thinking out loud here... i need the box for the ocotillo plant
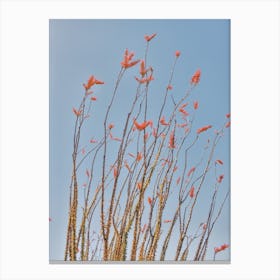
[63,33,230,261]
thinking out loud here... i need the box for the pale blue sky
[49,19,230,261]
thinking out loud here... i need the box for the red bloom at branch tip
[90,138,97,144]
[167,84,173,90]
[141,224,147,233]
[179,108,189,116]
[91,96,97,101]
[137,182,142,190]
[136,152,143,162]
[215,159,224,165]
[72,107,82,116]
[193,101,199,110]
[191,69,201,85]
[152,128,157,137]
[160,116,169,126]
[108,123,114,130]
[214,244,229,253]
[144,133,149,141]
[139,60,149,76]
[148,197,153,205]
[124,161,131,172]
[144,33,157,42]
[121,49,140,69]
[168,131,176,149]
[187,167,196,177]
[189,186,195,198]
[225,121,231,128]
[133,119,151,131]
[113,166,118,179]
[217,174,224,183]
[226,113,230,118]
[197,125,212,134]
[175,50,181,57]
[83,75,104,90]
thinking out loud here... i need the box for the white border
[0,0,279,279]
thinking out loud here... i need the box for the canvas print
[49,19,230,262]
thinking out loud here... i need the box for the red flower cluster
[189,186,195,198]
[191,69,201,85]
[83,75,104,91]
[133,119,152,131]
[214,244,229,253]
[217,174,224,183]
[197,125,212,134]
[121,49,140,69]
[168,131,176,149]
[144,33,156,42]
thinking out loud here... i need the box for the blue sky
[49,19,230,261]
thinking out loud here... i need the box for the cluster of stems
[64,35,230,261]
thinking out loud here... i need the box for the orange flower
[136,152,143,162]
[72,107,82,116]
[164,219,172,223]
[189,186,195,198]
[177,123,188,128]
[141,224,147,233]
[187,167,195,177]
[180,103,188,109]
[137,182,142,190]
[91,96,97,101]
[113,166,118,179]
[217,174,224,183]
[152,128,157,137]
[160,116,169,126]
[214,244,229,253]
[90,138,97,144]
[190,69,201,85]
[168,131,176,149]
[167,84,173,90]
[175,50,181,57]
[193,101,199,110]
[148,196,153,205]
[121,49,140,69]
[108,123,114,130]
[124,161,131,172]
[144,132,149,141]
[135,74,154,84]
[133,119,151,131]
[215,159,224,165]
[226,113,230,118]
[83,75,104,90]
[225,121,230,128]
[179,108,189,116]
[197,125,212,134]
[139,60,149,76]
[144,33,156,42]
